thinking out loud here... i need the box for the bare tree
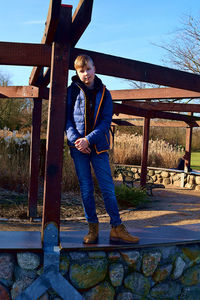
[126,15,200,103]
[159,15,200,74]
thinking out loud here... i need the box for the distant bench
[114,168,165,196]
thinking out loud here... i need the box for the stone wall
[1,243,200,299]
[114,164,200,190]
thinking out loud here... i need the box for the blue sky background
[0,0,200,90]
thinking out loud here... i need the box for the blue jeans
[70,148,121,226]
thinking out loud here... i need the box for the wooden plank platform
[0,224,200,250]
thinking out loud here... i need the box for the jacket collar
[71,75,103,92]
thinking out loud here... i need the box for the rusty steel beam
[112,113,200,127]
[185,113,193,172]
[111,87,200,100]
[71,0,94,46]
[113,102,200,126]
[0,86,49,99]
[112,118,200,128]
[38,0,94,87]
[140,117,150,187]
[70,48,200,92]
[0,42,51,67]
[42,43,70,238]
[28,99,42,218]
[35,5,73,87]
[121,101,200,113]
[29,0,62,86]
[111,119,135,126]
[42,6,72,241]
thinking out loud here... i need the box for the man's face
[76,61,95,88]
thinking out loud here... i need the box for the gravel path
[0,186,200,231]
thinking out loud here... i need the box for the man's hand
[75,138,91,154]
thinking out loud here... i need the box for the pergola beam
[113,103,200,126]
[71,0,94,47]
[111,87,200,100]
[70,48,200,92]
[35,0,94,87]
[121,101,200,113]
[29,0,62,86]
[0,86,49,99]
[0,42,51,67]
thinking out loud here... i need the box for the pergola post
[28,98,42,218]
[41,6,72,242]
[185,114,193,172]
[140,117,150,187]
[110,125,115,154]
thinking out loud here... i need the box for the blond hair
[74,54,94,70]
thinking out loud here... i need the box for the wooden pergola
[0,0,200,242]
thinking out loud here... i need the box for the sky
[0,0,200,90]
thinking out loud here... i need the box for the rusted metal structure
[1,0,200,238]
[0,1,200,297]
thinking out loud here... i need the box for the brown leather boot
[110,224,139,244]
[83,223,99,244]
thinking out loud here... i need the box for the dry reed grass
[0,129,184,193]
[113,132,184,168]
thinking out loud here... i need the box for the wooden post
[41,6,72,242]
[110,125,115,151]
[28,98,42,218]
[185,113,193,172]
[140,117,150,187]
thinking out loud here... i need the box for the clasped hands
[75,137,91,154]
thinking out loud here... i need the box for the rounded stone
[161,171,169,178]
[195,185,200,191]
[163,178,171,185]
[172,256,186,279]
[152,264,172,282]
[188,176,195,184]
[69,259,108,289]
[0,253,15,283]
[84,281,115,300]
[14,266,37,281]
[148,170,155,176]
[180,286,200,300]
[108,251,121,261]
[120,250,140,268]
[135,173,140,180]
[124,272,151,296]
[131,168,138,173]
[59,253,70,275]
[69,251,88,260]
[11,278,35,299]
[181,265,200,286]
[109,263,124,287]
[116,291,134,300]
[88,251,106,259]
[0,283,10,300]
[182,246,200,265]
[173,174,181,181]
[150,282,182,298]
[159,246,179,263]
[195,176,200,185]
[156,178,163,184]
[17,252,40,270]
[142,252,161,277]
[185,183,195,189]
[151,175,157,182]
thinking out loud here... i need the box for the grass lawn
[191,151,200,171]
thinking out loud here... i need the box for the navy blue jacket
[66,76,112,154]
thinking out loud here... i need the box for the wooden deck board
[0,224,200,250]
